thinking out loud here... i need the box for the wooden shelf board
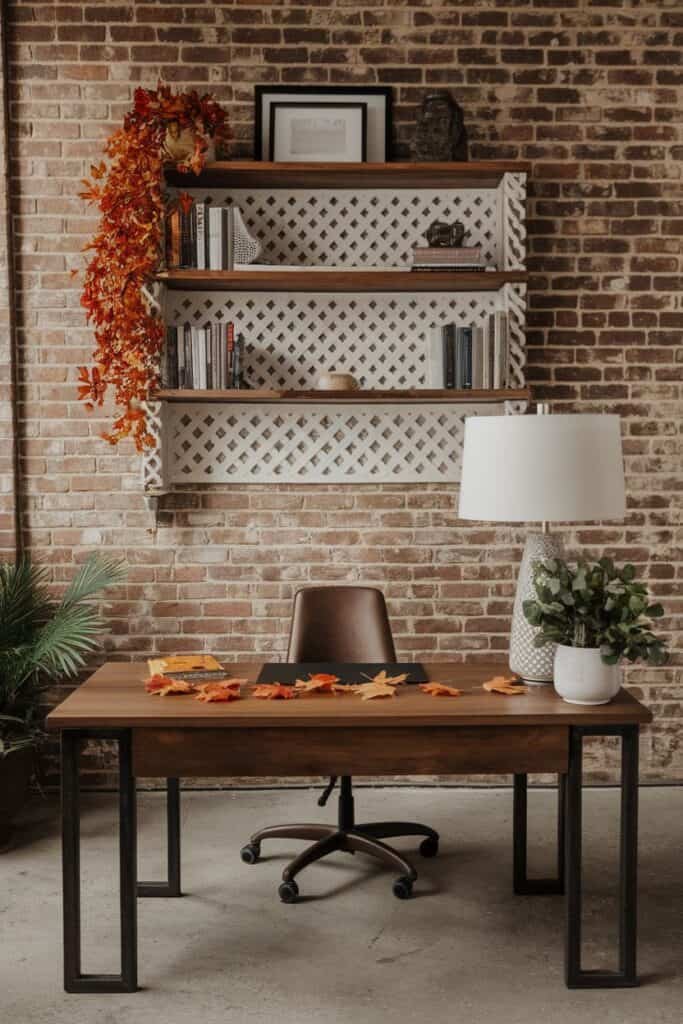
[164,160,531,190]
[153,388,531,405]
[157,269,527,293]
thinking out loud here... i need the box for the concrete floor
[1,787,682,1024]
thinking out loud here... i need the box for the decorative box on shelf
[142,160,529,506]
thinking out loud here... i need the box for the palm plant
[0,555,126,756]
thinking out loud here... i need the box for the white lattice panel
[169,187,502,268]
[167,403,498,484]
[166,290,510,390]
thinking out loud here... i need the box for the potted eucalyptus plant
[523,557,667,705]
[0,555,125,842]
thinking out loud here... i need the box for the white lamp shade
[458,414,626,523]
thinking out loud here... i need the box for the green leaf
[646,603,664,618]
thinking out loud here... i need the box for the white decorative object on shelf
[316,371,358,391]
[231,205,261,265]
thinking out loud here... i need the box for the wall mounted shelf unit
[142,160,529,504]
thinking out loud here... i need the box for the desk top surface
[47,661,652,730]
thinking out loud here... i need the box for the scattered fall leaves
[419,682,463,698]
[351,681,396,700]
[294,673,349,695]
[195,679,245,703]
[145,676,196,697]
[78,85,228,450]
[482,675,528,696]
[362,670,409,687]
[252,683,297,700]
[351,669,410,701]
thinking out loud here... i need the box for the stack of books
[162,322,247,390]
[411,245,486,271]
[426,313,509,390]
[165,202,234,271]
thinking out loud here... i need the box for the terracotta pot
[0,746,34,845]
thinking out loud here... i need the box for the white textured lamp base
[509,532,564,684]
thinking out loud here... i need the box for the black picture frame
[268,102,368,163]
[255,85,392,162]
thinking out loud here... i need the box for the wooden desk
[47,661,652,994]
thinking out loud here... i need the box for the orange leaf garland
[252,683,297,700]
[482,675,527,696]
[419,682,463,697]
[79,85,228,450]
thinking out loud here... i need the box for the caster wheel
[240,843,260,865]
[419,836,439,858]
[392,876,414,900]
[279,879,299,904]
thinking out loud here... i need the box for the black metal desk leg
[565,724,640,989]
[62,729,138,993]
[513,772,565,895]
[137,778,182,898]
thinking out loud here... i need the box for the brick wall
[2,0,681,785]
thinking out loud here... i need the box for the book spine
[195,202,205,271]
[227,321,235,385]
[462,326,473,389]
[454,327,464,389]
[205,325,212,389]
[163,327,178,389]
[443,325,455,389]
[208,207,220,270]
[471,326,484,390]
[204,200,212,270]
[179,324,189,388]
[166,209,180,269]
[426,325,444,388]
[486,314,495,389]
[221,207,234,271]
[493,312,506,388]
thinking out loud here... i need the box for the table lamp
[458,411,626,683]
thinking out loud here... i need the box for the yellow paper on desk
[147,654,223,676]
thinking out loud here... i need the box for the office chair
[240,586,439,902]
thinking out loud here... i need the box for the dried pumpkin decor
[78,85,227,450]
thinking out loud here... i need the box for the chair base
[242,820,439,901]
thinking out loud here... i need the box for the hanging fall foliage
[78,85,227,450]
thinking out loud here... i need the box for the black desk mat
[256,663,428,685]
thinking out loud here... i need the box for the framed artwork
[269,102,367,162]
[255,86,392,162]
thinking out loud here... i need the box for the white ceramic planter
[553,644,621,705]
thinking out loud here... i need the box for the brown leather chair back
[287,586,396,663]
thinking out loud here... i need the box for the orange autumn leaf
[482,675,527,696]
[252,683,297,700]
[146,676,196,697]
[294,672,343,694]
[195,681,243,703]
[351,680,397,701]
[420,682,463,698]
[361,670,409,687]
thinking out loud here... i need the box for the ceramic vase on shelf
[553,645,621,706]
